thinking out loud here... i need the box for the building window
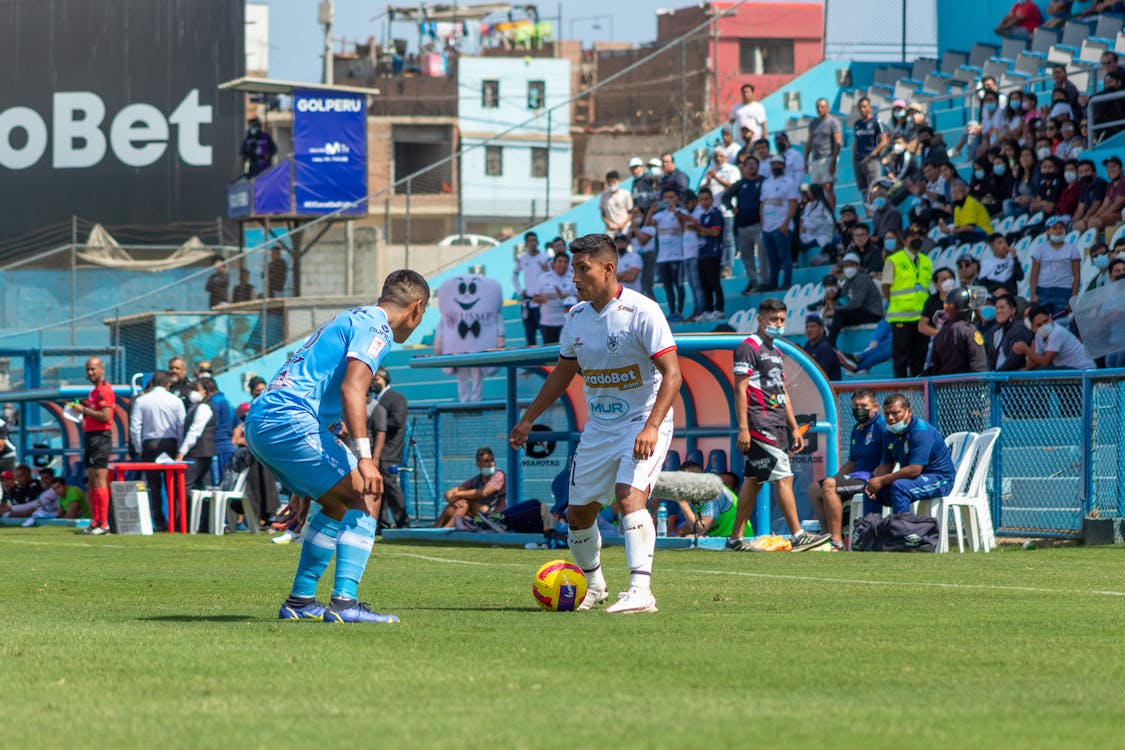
[739,38,794,75]
[530,147,548,178]
[527,80,545,109]
[485,145,503,176]
[482,80,500,108]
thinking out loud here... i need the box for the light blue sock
[289,512,340,598]
[332,510,377,601]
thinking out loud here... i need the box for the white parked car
[437,233,500,248]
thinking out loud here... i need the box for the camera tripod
[397,417,436,522]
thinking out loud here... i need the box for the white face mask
[189,391,204,404]
[940,278,956,293]
[843,266,858,279]
[1064,170,1078,183]
[1037,147,1051,160]
[1038,321,1055,339]
[892,142,906,154]
[1049,232,1065,245]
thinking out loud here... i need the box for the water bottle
[656,503,668,537]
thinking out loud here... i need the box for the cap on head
[892,98,908,108]
[842,252,862,264]
[628,157,644,167]
[1046,216,1067,228]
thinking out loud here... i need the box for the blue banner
[253,159,293,215]
[226,180,252,218]
[293,89,367,215]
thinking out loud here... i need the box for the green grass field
[2,528,1124,749]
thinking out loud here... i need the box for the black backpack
[851,512,939,552]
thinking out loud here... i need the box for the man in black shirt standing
[722,156,765,295]
[367,366,410,528]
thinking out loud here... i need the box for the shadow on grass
[139,614,261,623]
[403,606,539,613]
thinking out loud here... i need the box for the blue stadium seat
[685,448,704,467]
[662,451,681,472]
[706,449,728,475]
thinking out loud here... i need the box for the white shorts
[807,156,837,185]
[569,420,673,506]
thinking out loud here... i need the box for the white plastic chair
[188,469,251,534]
[932,428,1000,553]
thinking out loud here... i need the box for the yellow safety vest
[886,250,932,323]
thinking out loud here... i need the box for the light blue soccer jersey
[251,306,393,428]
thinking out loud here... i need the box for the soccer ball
[532,559,587,611]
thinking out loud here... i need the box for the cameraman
[366,367,409,529]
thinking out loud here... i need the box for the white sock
[568,523,606,591]
[621,509,655,592]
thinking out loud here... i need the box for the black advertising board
[0,0,245,242]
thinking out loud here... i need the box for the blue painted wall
[936,1,1044,56]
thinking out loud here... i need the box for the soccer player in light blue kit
[245,270,430,623]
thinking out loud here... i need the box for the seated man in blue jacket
[863,393,956,516]
[807,388,886,549]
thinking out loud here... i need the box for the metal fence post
[925,376,937,423]
[1081,370,1094,516]
[404,177,412,270]
[545,110,552,219]
[506,367,522,505]
[432,408,442,519]
[989,375,1004,530]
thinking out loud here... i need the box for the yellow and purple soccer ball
[532,559,587,611]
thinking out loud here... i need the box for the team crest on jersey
[573,336,584,349]
[865,429,873,445]
[606,332,620,354]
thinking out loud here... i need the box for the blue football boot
[323,600,400,624]
[278,599,328,621]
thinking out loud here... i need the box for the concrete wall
[459,137,572,218]
[297,224,380,299]
[936,0,1027,57]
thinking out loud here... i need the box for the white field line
[681,568,1125,598]
[9,539,1122,598]
[383,549,1125,598]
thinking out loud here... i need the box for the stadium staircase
[212,13,1125,408]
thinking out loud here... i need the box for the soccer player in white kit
[510,234,681,614]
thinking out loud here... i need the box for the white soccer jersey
[534,269,576,327]
[513,251,552,307]
[617,250,644,293]
[560,287,676,432]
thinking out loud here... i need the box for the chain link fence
[840,373,1121,538]
[403,401,575,523]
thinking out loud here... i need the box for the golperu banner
[293,89,367,215]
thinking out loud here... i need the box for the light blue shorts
[244,410,356,500]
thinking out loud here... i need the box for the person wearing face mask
[1030,216,1082,315]
[915,126,951,168]
[1029,156,1063,221]
[985,294,1034,370]
[1074,156,1125,232]
[434,447,507,529]
[829,252,885,344]
[1005,147,1037,218]
[1084,242,1112,291]
[365,367,409,529]
[760,155,798,291]
[726,298,831,553]
[240,117,277,178]
[870,182,904,242]
[864,394,957,518]
[939,180,992,245]
[882,226,934,377]
[979,92,1009,154]
[807,390,886,551]
[979,234,1025,296]
[1012,305,1096,369]
[919,267,957,339]
[881,136,917,188]
[800,314,841,381]
[775,132,805,186]
[628,156,659,214]
[176,378,217,494]
[927,287,988,375]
